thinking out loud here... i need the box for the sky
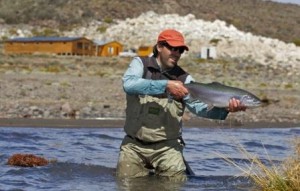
[271,0,300,5]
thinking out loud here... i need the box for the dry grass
[218,138,300,191]
[281,139,300,190]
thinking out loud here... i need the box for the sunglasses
[161,42,185,54]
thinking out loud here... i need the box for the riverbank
[0,118,299,129]
[0,54,299,127]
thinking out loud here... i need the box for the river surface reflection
[1,126,299,190]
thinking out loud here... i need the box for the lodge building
[4,36,124,57]
[4,37,95,56]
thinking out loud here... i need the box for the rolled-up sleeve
[122,57,168,95]
[184,98,228,120]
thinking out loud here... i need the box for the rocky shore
[0,54,299,128]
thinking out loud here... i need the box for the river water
[1,125,300,191]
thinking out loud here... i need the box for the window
[77,42,83,49]
[108,46,114,54]
[84,43,90,50]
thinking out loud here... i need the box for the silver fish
[185,82,262,109]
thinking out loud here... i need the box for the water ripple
[0,126,299,190]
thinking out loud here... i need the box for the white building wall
[200,47,217,59]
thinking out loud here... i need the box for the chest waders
[117,56,194,177]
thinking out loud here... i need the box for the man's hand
[166,80,189,100]
[228,98,247,112]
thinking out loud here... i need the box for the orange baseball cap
[157,29,189,51]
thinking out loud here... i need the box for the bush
[103,17,113,24]
[31,28,59,37]
[97,26,107,33]
[292,39,300,46]
[209,38,222,45]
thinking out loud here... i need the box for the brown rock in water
[7,154,48,167]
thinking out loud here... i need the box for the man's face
[157,42,185,70]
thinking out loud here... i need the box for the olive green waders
[116,135,187,179]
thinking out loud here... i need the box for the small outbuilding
[94,40,123,57]
[137,46,153,57]
[4,37,94,56]
[200,46,217,59]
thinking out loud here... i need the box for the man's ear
[157,43,163,52]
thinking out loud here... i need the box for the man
[116,29,245,179]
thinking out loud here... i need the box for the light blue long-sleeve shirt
[122,57,228,120]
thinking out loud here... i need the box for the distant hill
[0,0,299,43]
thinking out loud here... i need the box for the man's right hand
[166,80,189,100]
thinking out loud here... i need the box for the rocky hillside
[0,0,299,43]
[2,11,299,74]
[0,0,299,75]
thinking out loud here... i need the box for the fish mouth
[252,102,262,107]
[239,95,262,107]
[243,101,262,108]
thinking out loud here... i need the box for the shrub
[209,38,221,45]
[9,28,18,35]
[284,83,293,89]
[31,28,59,37]
[42,28,59,37]
[97,26,107,33]
[103,17,113,24]
[292,39,300,46]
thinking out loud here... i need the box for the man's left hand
[228,98,247,112]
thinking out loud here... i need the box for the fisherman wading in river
[116,29,246,180]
